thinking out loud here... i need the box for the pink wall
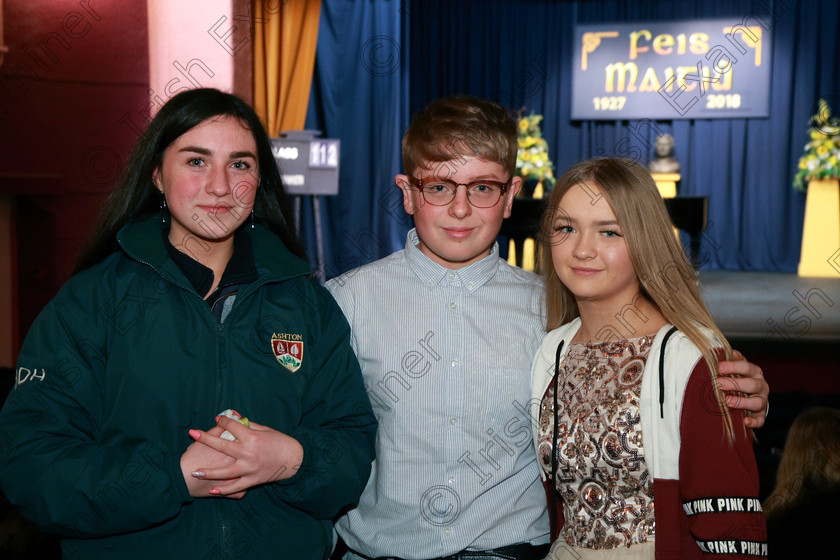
[147,0,239,112]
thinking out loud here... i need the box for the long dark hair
[74,88,306,273]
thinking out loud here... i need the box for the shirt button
[467,283,474,290]
[444,528,451,536]
[450,418,457,426]
[448,476,455,484]
[451,359,458,367]
[447,273,455,280]
[449,302,456,310]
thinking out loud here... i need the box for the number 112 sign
[271,132,340,196]
[309,140,339,169]
[571,17,772,120]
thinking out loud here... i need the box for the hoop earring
[159,191,167,224]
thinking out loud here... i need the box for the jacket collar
[116,215,311,285]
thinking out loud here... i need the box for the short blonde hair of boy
[537,157,738,440]
[401,96,518,177]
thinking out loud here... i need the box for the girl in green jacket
[0,88,377,560]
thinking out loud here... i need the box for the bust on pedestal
[649,133,681,198]
[649,133,681,174]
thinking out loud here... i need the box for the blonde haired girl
[531,158,767,559]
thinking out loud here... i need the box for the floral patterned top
[538,335,656,550]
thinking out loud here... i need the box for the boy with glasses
[327,96,768,560]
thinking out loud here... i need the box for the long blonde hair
[764,407,840,515]
[537,157,737,440]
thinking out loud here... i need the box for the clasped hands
[180,415,304,499]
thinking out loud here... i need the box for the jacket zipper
[216,298,229,557]
[124,250,234,555]
[121,239,310,555]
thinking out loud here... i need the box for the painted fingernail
[214,415,220,423]
[192,471,205,478]
[189,429,201,439]
[209,488,220,495]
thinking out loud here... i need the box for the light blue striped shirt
[327,229,549,560]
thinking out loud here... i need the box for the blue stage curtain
[406,0,840,272]
[305,0,838,275]
[300,0,410,281]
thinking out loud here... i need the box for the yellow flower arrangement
[516,112,555,189]
[793,98,840,191]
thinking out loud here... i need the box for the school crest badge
[271,333,304,372]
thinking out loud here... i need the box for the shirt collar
[404,228,500,293]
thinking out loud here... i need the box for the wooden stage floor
[699,270,839,342]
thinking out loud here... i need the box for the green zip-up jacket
[0,217,377,560]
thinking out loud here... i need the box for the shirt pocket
[473,366,531,430]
